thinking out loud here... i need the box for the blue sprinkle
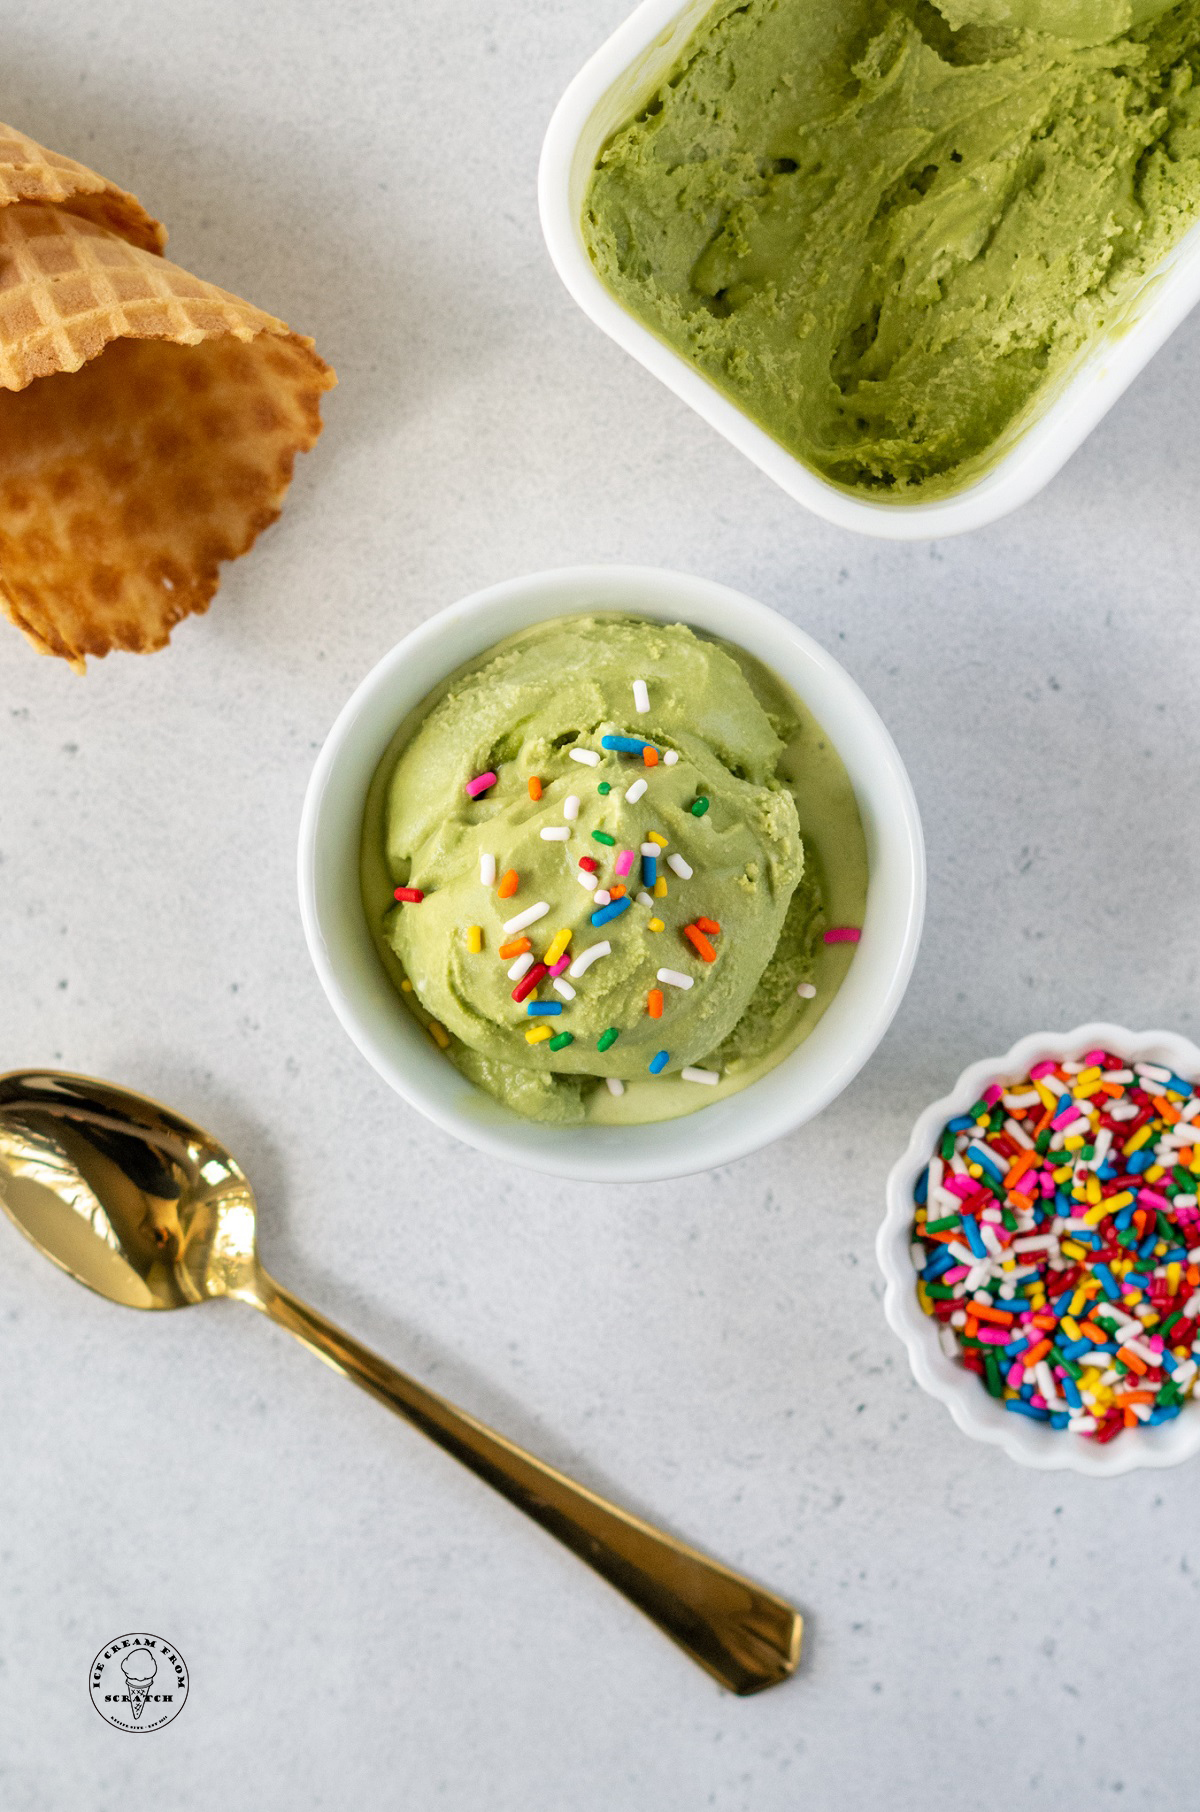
[947,1116,974,1133]
[601,735,651,754]
[1094,1263,1121,1300]
[967,1143,1005,1177]
[960,1214,987,1261]
[922,1248,955,1282]
[1128,1150,1153,1175]
[526,1002,563,1017]
[591,896,632,928]
[1060,1338,1091,1360]
[1050,1411,1071,1429]
[1167,1076,1195,1097]
[915,1168,930,1206]
[1148,1405,1181,1425]
[641,854,657,888]
[649,1050,670,1075]
[1006,1399,1051,1422]
[1163,1247,1190,1264]
[1114,1204,1135,1230]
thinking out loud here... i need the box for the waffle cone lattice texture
[0,125,334,666]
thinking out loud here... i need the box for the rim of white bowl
[538,0,1200,541]
[878,1023,1200,1475]
[298,565,925,1182]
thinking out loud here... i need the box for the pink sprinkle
[943,1265,970,1284]
[1006,1362,1024,1389]
[1030,1392,1048,1411]
[1082,1049,1108,1065]
[1030,1060,1060,1080]
[977,1327,1010,1346]
[548,955,571,977]
[944,1176,977,1200]
[466,771,497,799]
[983,1084,1003,1107]
[824,926,861,944]
[1138,1188,1172,1213]
[614,849,635,878]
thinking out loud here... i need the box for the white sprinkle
[569,748,600,767]
[633,679,650,714]
[681,1066,720,1086]
[625,777,648,805]
[657,967,693,990]
[540,827,570,841]
[569,940,611,978]
[667,853,692,880]
[507,952,534,981]
[606,1076,625,1097]
[576,870,598,892]
[503,901,550,934]
[663,749,679,766]
[636,891,654,907]
[796,981,816,999]
[640,843,660,858]
[563,794,580,821]
[1135,1062,1173,1082]
[480,853,496,887]
[553,978,576,1001]
[593,889,612,906]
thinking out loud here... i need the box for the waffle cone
[0,125,334,667]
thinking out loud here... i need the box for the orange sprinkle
[695,917,721,935]
[498,937,531,960]
[1188,1265,1200,1286]
[497,869,519,900]
[1009,1190,1036,1213]
[683,924,717,963]
[648,989,663,1019]
[1021,1339,1052,1369]
[643,747,658,766]
[528,776,542,801]
[609,884,626,899]
[963,1317,979,1339]
[1004,1149,1039,1189]
[1117,1346,1148,1375]
[1078,1320,1108,1344]
[971,1303,1015,1326]
[1116,1389,1156,1406]
[1124,1408,1138,1427]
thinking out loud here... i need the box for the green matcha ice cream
[362,616,867,1126]
[582,0,1200,499]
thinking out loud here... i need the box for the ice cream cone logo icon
[120,1649,157,1721]
[90,1632,188,1732]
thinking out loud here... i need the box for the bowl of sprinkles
[299,566,924,1182]
[879,1026,1200,1474]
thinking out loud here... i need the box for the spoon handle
[246,1268,801,1695]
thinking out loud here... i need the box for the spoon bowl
[0,1067,802,1695]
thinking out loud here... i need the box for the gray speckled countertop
[2,3,1199,1808]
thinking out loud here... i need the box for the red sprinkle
[512,964,547,1004]
[578,856,598,873]
[824,927,861,944]
[393,887,424,903]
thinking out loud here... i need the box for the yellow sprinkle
[648,917,665,932]
[466,925,482,954]
[653,877,668,898]
[967,1164,982,1178]
[1034,1080,1059,1110]
[647,832,668,847]
[526,1025,552,1045]
[1145,1164,1165,1183]
[428,1021,449,1049]
[544,927,572,967]
[401,978,413,993]
[1053,1165,1073,1183]
[1061,1315,1082,1342]
[1126,1123,1153,1154]
[917,1282,933,1316]
[1061,1240,1087,1260]
[1168,1262,1182,1296]
[1063,1135,1085,1152]
[1085,1174,1102,1205]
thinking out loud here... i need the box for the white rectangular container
[539,0,1200,540]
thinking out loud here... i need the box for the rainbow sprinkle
[465,771,497,799]
[912,1050,1200,1441]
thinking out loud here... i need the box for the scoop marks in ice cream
[582,0,1200,499]
[361,615,868,1125]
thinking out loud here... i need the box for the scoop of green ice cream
[380,618,804,1106]
[932,0,1172,41]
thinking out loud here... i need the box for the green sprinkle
[592,830,616,846]
[597,782,612,795]
[1174,1166,1193,1191]
[597,1027,620,1052]
[923,1215,960,1234]
[1160,1310,1183,1338]
[691,797,709,817]
[549,1032,574,1051]
[940,1131,956,1160]
[968,1099,989,1120]
[925,1283,957,1300]
[984,1351,1004,1398]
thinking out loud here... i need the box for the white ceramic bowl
[878,1023,1200,1475]
[298,565,924,1182]
[539,0,1200,541]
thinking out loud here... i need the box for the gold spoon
[0,1068,801,1694]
